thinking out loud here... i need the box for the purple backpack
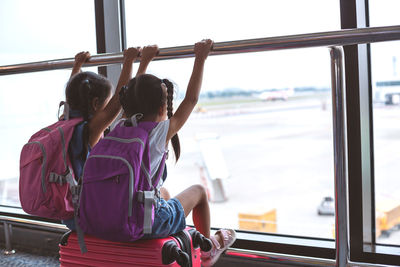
[78,118,167,244]
[19,115,83,220]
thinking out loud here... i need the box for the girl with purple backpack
[62,45,159,230]
[118,39,236,267]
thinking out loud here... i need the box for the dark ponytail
[66,71,112,161]
[163,79,181,161]
[79,79,92,121]
[119,78,136,117]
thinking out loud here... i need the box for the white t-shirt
[148,120,169,178]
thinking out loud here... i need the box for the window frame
[1,0,400,266]
[341,0,400,265]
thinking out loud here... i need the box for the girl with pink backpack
[116,39,236,267]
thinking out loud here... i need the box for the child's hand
[71,51,90,77]
[123,47,141,64]
[141,45,159,63]
[136,45,158,76]
[74,51,91,66]
[194,39,213,61]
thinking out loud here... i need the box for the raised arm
[136,45,159,76]
[88,47,140,147]
[167,39,213,141]
[70,51,90,78]
[115,47,142,93]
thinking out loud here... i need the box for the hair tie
[161,82,167,91]
[82,79,91,89]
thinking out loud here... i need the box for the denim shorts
[142,198,186,239]
[63,197,186,239]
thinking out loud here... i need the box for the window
[125,0,340,239]
[1,0,399,265]
[125,0,340,47]
[0,0,96,207]
[369,0,400,246]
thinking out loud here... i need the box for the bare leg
[175,184,210,238]
[160,187,171,200]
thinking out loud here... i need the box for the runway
[164,95,400,244]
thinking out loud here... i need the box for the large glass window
[0,0,96,65]
[125,0,340,239]
[0,0,97,207]
[125,0,340,47]
[369,0,400,246]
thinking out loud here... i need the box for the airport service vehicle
[317,196,335,216]
[376,200,400,237]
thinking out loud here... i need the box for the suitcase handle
[162,241,190,267]
[59,230,72,246]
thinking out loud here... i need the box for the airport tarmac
[0,95,399,245]
[163,96,400,244]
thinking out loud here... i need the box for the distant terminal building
[375,80,400,104]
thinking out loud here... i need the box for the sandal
[201,229,236,267]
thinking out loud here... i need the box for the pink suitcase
[59,227,212,267]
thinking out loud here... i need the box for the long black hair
[65,71,112,159]
[119,74,181,161]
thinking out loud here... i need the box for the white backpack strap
[129,113,143,127]
[137,190,159,234]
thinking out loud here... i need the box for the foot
[201,229,236,267]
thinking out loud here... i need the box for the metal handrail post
[3,222,15,255]
[330,47,348,267]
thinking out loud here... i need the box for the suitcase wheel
[162,240,190,267]
[192,230,212,252]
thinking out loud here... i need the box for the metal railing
[1,25,400,267]
[1,25,400,75]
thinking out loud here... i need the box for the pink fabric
[19,117,83,220]
[60,228,202,267]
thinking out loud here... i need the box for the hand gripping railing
[2,25,400,267]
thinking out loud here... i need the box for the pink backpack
[19,111,83,220]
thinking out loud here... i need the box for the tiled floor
[0,249,59,267]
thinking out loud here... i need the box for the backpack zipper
[103,136,144,146]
